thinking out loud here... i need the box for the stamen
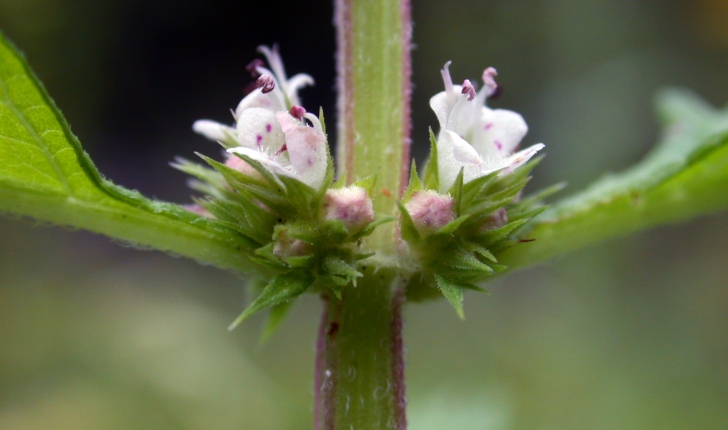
[488,83,503,100]
[440,61,454,94]
[256,74,276,93]
[303,112,324,132]
[290,105,306,121]
[482,67,501,98]
[461,79,476,101]
[246,59,265,78]
[482,67,498,90]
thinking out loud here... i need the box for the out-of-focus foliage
[503,89,728,268]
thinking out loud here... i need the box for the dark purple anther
[461,79,476,101]
[246,59,265,77]
[290,105,306,121]
[256,74,276,93]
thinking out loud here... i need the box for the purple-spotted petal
[235,107,285,153]
[471,108,528,159]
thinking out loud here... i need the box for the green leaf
[228,272,314,330]
[434,275,465,319]
[0,33,266,274]
[476,218,530,244]
[318,106,327,137]
[402,159,421,202]
[170,157,228,191]
[439,248,493,274]
[431,214,470,236]
[260,300,296,342]
[323,255,362,285]
[448,168,464,215]
[423,128,440,191]
[348,215,395,242]
[501,89,728,269]
[397,202,421,244]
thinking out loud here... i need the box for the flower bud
[273,229,311,259]
[405,190,456,235]
[479,207,508,231]
[323,186,375,232]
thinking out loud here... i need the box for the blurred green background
[1,0,728,428]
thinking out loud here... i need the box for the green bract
[398,131,560,317]
[174,147,391,329]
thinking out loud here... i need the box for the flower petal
[429,91,452,130]
[235,88,286,118]
[285,73,314,106]
[500,143,545,175]
[227,146,293,178]
[192,120,237,145]
[470,108,528,159]
[236,107,285,153]
[275,111,328,188]
[437,130,485,192]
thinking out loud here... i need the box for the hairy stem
[321,0,412,427]
[336,0,412,253]
[319,269,408,430]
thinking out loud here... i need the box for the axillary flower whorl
[398,62,556,317]
[173,46,385,332]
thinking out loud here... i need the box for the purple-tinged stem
[324,0,413,428]
[335,0,412,252]
[390,287,407,430]
[316,269,405,429]
[313,297,328,430]
[398,0,413,197]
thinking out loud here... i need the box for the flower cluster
[175,46,385,331]
[397,62,551,316]
[177,48,553,325]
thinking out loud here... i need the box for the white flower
[430,62,544,192]
[192,45,328,189]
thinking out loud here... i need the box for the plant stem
[317,269,408,430]
[335,0,412,253]
[322,0,412,428]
